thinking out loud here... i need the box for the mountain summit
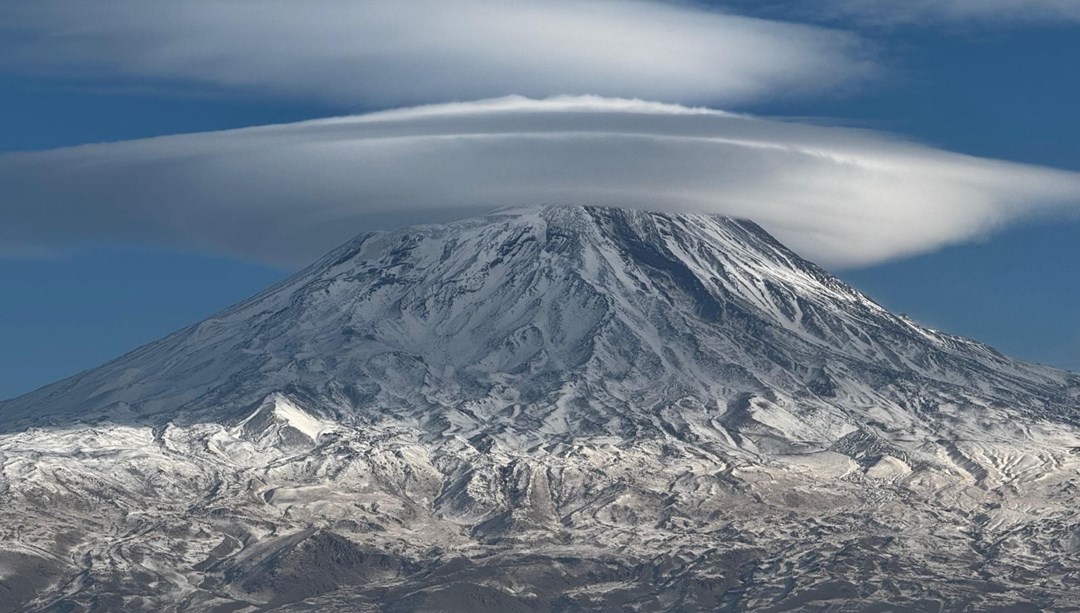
[2,206,1079,611]
[4,206,1073,437]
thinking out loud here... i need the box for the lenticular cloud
[2,96,1079,269]
[0,0,872,107]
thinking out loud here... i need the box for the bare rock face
[2,206,1079,612]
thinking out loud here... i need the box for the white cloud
[3,96,1079,269]
[0,0,874,108]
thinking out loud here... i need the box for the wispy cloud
[815,0,1080,24]
[0,0,875,108]
[2,96,1079,269]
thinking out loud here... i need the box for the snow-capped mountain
[2,206,1079,612]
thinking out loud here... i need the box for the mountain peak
[4,206,1080,610]
[234,393,338,448]
[2,205,1071,442]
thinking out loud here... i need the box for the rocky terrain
[1,206,1079,612]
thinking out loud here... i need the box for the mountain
[2,206,1079,612]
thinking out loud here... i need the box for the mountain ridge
[1,205,1079,611]
[2,205,1074,436]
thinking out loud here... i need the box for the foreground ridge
[2,206,1079,612]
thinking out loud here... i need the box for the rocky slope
[2,206,1079,612]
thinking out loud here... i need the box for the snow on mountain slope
[1,206,1079,611]
[2,206,1074,437]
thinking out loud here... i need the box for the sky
[1,0,1079,399]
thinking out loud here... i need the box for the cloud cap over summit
[4,96,1080,269]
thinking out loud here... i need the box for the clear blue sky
[2,2,1079,399]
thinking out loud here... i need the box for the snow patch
[234,393,337,444]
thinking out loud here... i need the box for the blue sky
[2,1,1079,399]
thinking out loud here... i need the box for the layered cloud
[0,0,874,107]
[3,96,1080,269]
